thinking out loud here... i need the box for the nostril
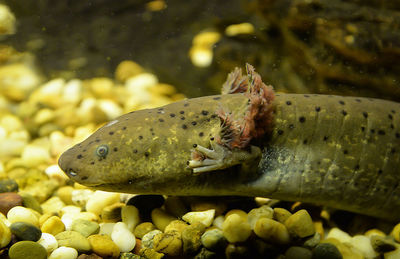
[68,169,77,177]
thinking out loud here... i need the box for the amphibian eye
[96,145,109,158]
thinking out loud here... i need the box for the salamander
[58,64,400,221]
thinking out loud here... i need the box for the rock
[87,234,120,258]
[364,228,386,238]
[151,208,176,231]
[0,5,15,35]
[222,214,252,243]
[7,206,39,227]
[48,246,78,259]
[101,202,124,222]
[60,205,81,216]
[391,223,400,242]
[0,217,11,248]
[273,207,292,223]
[71,219,99,238]
[247,205,273,229]
[85,191,120,216]
[189,198,227,217]
[0,192,23,215]
[139,248,164,259]
[370,235,396,253]
[21,143,51,167]
[111,222,136,252]
[127,194,164,218]
[77,253,103,259]
[323,238,363,259]
[225,209,247,221]
[326,228,352,243]
[312,243,343,259]
[134,222,156,239]
[350,235,376,258]
[285,246,312,259]
[41,196,65,215]
[164,220,188,233]
[20,192,42,213]
[0,179,18,193]
[141,229,163,249]
[284,209,315,238]
[71,189,93,207]
[385,244,400,259]
[201,228,227,252]
[10,222,42,241]
[55,231,91,253]
[99,222,116,236]
[194,248,217,259]
[182,209,215,227]
[303,232,321,248]
[212,215,224,229]
[254,218,290,244]
[8,240,47,259]
[182,222,206,254]
[153,230,182,256]
[37,233,58,254]
[164,196,188,217]
[225,243,250,259]
[56,186,74,205]
[119,252,142,259]
[115,60,144,82]
[121,205,140,232]
[41,216,65,236]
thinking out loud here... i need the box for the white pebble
[71,189,93,207]
[99,222,116,237]
[351,235,377,259]
[48,246,78,259]
[247,205,273,229]
[85,191,120,215]
[38,233,58,254]
[121,205,140,232]
[62,79,82,105]
[7,206,39,227]
[98,99,123,120]
[21,144,51,167]
[111,222,136,252]
[326,227,352,243]
[182,209,215,227]
[0,4,16,35]
[213,215,225,229]
[60,213,75,231]
[60,205,81,216]
[126,73,158,91]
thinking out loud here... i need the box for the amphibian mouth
[59,64,400,221]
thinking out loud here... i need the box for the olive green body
[59,93,400,220]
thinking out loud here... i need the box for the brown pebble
[77,253,103,259]
[0,192,22,215]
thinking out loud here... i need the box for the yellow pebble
[88,234,120,258]
[41,216,65,236]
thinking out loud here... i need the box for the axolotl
[58,64,400,221]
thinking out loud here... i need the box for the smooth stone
[151,208,176,232]
[0,218,11,248]
[99,222,116,236]
[194,247,217,259]
[88,234,120,258]
[77,253,103,259]
[85,191,120,216]
[127,195,164,218]
[370,235,396,253]
[222,214,252,243]
[71,218,99,238]
[273,207,292,223]
[134,222,156,239]
[385,244,400,259]
[139,248,164,259]
[111,222,136,252]
[71,189,93,207]
[121,205,140,232]
[225,243,250,259]
[182,222,206,254]
[225,209,247,221]
[142,229,163,248]
[303,232,321,248]
[41,215,65,236]
[56,186,74,205]
[48,246,78,259]
[41,196,65,215]
[0,192,22,215]
[351,235,376,258]
[153,230,182,256]
[254,218,290,244]
[101,202,124,222]
[20,192,42,213]
[326,228,352,243]
[182,209,215,227]
[37,233,58,254]
[0,179,18,193]
[7,206,39,227]
[285,209,315,238]
[285,246,312,259]
[8,240,47,259]
[120,252,142,259]
[364,228,386,238]
[55,230,91,253]
[164,220,188,233]
[391,223,400,242]
[201,228,227,251]
[312,243,343,259]
[247,205,273,229]
[10,221,42,241]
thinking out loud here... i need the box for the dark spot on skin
[363,112,368,118]
[342,110,347,116]
[122,126,127,130]
[391,124,394,129]
[77,154,83,159]
[343,150,348,154]
[211,114,217,119]
[193,144,197,148]
[389,114,393,120]
[113,147,118,152]
[304,95,310,97]
[378,130,385,135]
[83,149,86,152]
[289,124,294,129]
[210,137,215,141]
[109,131,114,135]
[180,111,184,114]
[151,133,155,136]
[315,107,321,112]
[170,113,176,117]
[303,139,307,144]
[139,136,143,140]
[396,133,400,139]
[184,103,189,107]
[181,116,185,120]
[355,99,361,102]
[199,132,204,137]
[144,152,150,157]
[391,148,396,154]
[339,100,345,105]
[361,126,365,132]
[354,164,360,170]
[370,129,375,134]
[133,149,138,153]
[95,139,100,143]
[150,128,153,131]
[392,110,396,114]
[90,162,95,165]
[159,118,164,122]
[277,129,284,135]
[182,124,187,129]
[286,101,292,105]
[158,108,163,111]
[299,116,306,123]
[378,169,383,174]
[201,110,209,116]
[323,136,329,141]
[81,176,88,180]
[213,97,221,100]
[89,141,93,145]
[191,121,197,126]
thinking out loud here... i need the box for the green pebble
[8,241,47,259]
[134,222,156,239]
[194,247,217,259]
[312,243,343,259]
[55,230,91,253]
[20,193,42,214]
[201,228,227,251]
[71,218,100,237]
[10,222,42,241]
[0,179,18,193]
[120,252,142,259]
[285,246,312,259]
[182,222,206,254]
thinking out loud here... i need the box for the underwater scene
[0,0,399,258]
